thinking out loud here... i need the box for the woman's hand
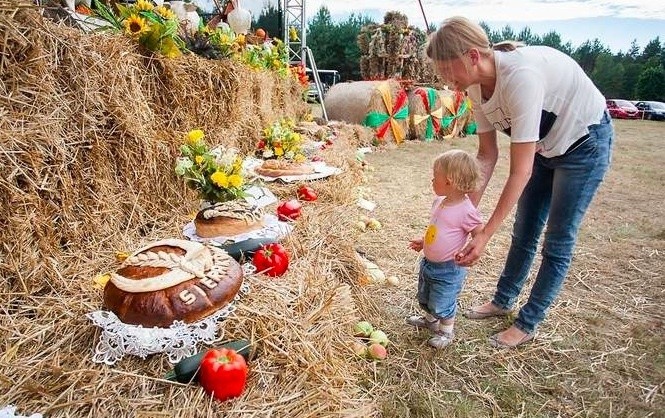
[408,238,424,252]
[456,230,490,266]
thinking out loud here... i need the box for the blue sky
[203,0,664,53]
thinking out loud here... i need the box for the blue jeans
[418,258,467,320]
[493,111,614,333]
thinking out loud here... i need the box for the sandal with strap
[463,303,512,320]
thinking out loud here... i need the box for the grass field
[354,118,664,417]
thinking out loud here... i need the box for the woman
[426,17,613,348]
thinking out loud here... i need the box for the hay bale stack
[325,80,409,144]
[0,9,384,417]
[0,8,307,295]
[408,87,443,141]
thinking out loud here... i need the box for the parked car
[306,82,328,103]
[634,101,665,121]
[606,99,640,119]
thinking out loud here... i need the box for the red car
[606,99,640,119]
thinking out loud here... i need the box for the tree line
[252,6,665,101]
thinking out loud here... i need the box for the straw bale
[407,87,443,141]
[324,79,407,144]
[439,89,474,138]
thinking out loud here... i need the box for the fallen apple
[369,330,389,346]
[353,321,374,338]
[350,341,367,358]
[386,276,399,286]
[366,218,382,230]
[367,343,387,360]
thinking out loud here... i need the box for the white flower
[175,158,193,176]
[263,149,274,158]
[218,148,238,168]
[285,150,294,159]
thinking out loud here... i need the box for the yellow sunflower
[134,0,154,12]
[155,5,175,20]
[124,14,149,38]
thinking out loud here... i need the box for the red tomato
[252,243,289,277]
[297,185,318,202]
[276,199,302,221]
[198,348,248,402]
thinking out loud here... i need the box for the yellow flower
[228,174,243,188]
[272,59,281,68]
[232,156,243,172]
[274,147,284,157]
[135,0,154,12]
[289,132,301,142]
[155,5,175,19]
[210,171,229,188]
[186,129,204,145]
[124,14,149,38]
[294,154,306,163]
[195,155,204,165]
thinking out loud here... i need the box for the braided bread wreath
[103,239,243,328]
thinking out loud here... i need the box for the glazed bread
[103,239,243,328]
[254,159,315,177]
[194,200,265,238]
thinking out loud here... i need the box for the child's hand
[408,238,424,252]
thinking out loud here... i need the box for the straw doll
[407,150,483,348]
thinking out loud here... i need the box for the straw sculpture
[407,87,443,141]
[0,7,382,416]
[325,79,409,145]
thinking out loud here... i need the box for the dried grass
[0,8,383,417]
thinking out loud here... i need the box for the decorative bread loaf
[254,159,315,177]
[103,239,243,328]
[194,200,265,238]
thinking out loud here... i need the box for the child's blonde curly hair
[433,150,482,194]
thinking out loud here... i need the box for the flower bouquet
[92,0,184,58]
[176,130,265,238]
[253,118,314,178]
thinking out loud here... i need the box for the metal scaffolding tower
[282,0,306,65]
[281,0,328,120]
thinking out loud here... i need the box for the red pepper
[198,348,248,402]
[252,243,289,277]
[276,199,302,221]
[297,185,318,202]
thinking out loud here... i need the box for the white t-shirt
[468,46,607,158]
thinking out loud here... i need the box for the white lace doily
[182,213,293,244]
[86,265,254,365]
[244,158,343,183]
[0,406,42,418]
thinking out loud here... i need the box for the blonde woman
[407,150,483,349]
[427,17,613,348]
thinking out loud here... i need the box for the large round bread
[254,159,315,177]
[103,239,243,328]
[194,200,265,238]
